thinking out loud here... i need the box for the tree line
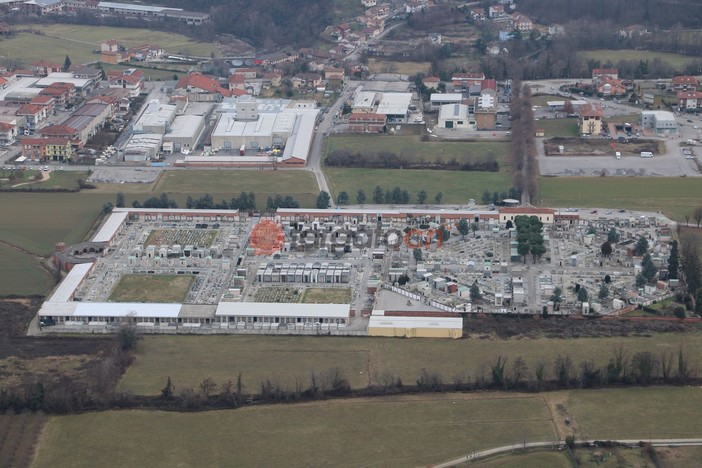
[1,335,697,414]
[326,150,499,172]
[509,84,538,203]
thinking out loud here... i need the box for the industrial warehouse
[38,205,678,339]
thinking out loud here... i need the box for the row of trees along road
[509,83,538,204]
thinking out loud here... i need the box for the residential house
[40,124,79,145]
[101,39,120,53]
[32,60,62,76]
[361,0,377,7]
[349,113,386,133]
[100,51,127,64]
[39,82,76,108]
[618,24,649,39]
[592,68,619,80]
[128,44,164,61]
[597,77,626,96]
[422,76,440,90]
[175,72,232,102]
[228,74,247,92]
[232,68,257,80]
[548,24,565,37]
[671,76,699,91]
[367,4,391,18]
[17,104,47,133]
[405,0,430,13]
[108,69,144,98]
[292,73,323,89]
[21,137,74,161]
[30,95,56,115]
[470,8,486,20]
[71,65,103,84]
[452,72,485,90]
[488,5,506,18]
[511,13,533,32]
[0,77,8,90]
[86,95,120,114]
[579,103,603,135]
[0,121,18,146]
[263,72,282,88]
[324,67,345,81]
[677,91,702,111]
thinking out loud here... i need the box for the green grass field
[325,135,511,166]
[108,274,194,303]
[0,192,114,256]
[118,334,702,396]
[4,24,216,66]
[155,170,319,209]
[569,387,702,440]
[539,177,702,221]
[33,394,555,468]
[325,168,512,205]
[535,119,579,137]
[0,244,55,296]
[32,387,702,467]
[579,49,697,69]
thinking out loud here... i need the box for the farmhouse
[579,103,603,135]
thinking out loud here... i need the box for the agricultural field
[0,244,55,297]
[118,333,702,396]
[367,58,431,75]
[301,287,352,304]
[325,135,511,166]
[0,412,47,468]
[108,274,195,303]
[535,119,579,137]
[4,24,216,67]
[155,170,319,209]
[33,394,555,468]
[657,445,702,467]
[539,177,702,222]
[325,167,512,205]
[0,192,114,256]
[568,387,702,440]
[476,450,571,467]
[579,49,697,70]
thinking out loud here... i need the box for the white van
[615,151,621,159]
[640,151,653,158]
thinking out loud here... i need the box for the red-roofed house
[671,75,699,91]
[263,72,282,87]
[324,67,345,81]
[597,76,626,96]
[101,39,120,53]
[579,103,603,135]
[108,69,144,98]
[101,50,127,64]
[30,95,56,115]
[175,72,232,101]
[470,8,486,20]
[21,137,74,161]
[510,13,533,32]
[422,76,440,90]
[0,77,8,90]
[488,5,505,18]
[0,121,18,146]
[228,73,246,91]
[592,68,619,80]
[349,113,386,133]
[127,44,164,61]
[481,79,497,91]
[86,95,120,114]
[40,83,76,107]
[40,124,79,144]
[17,104,47,133]
[32,60,62,76]
[677,91,702,110]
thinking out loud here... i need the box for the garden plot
[252,286,302,303]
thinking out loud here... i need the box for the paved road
[434,438,702,467]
